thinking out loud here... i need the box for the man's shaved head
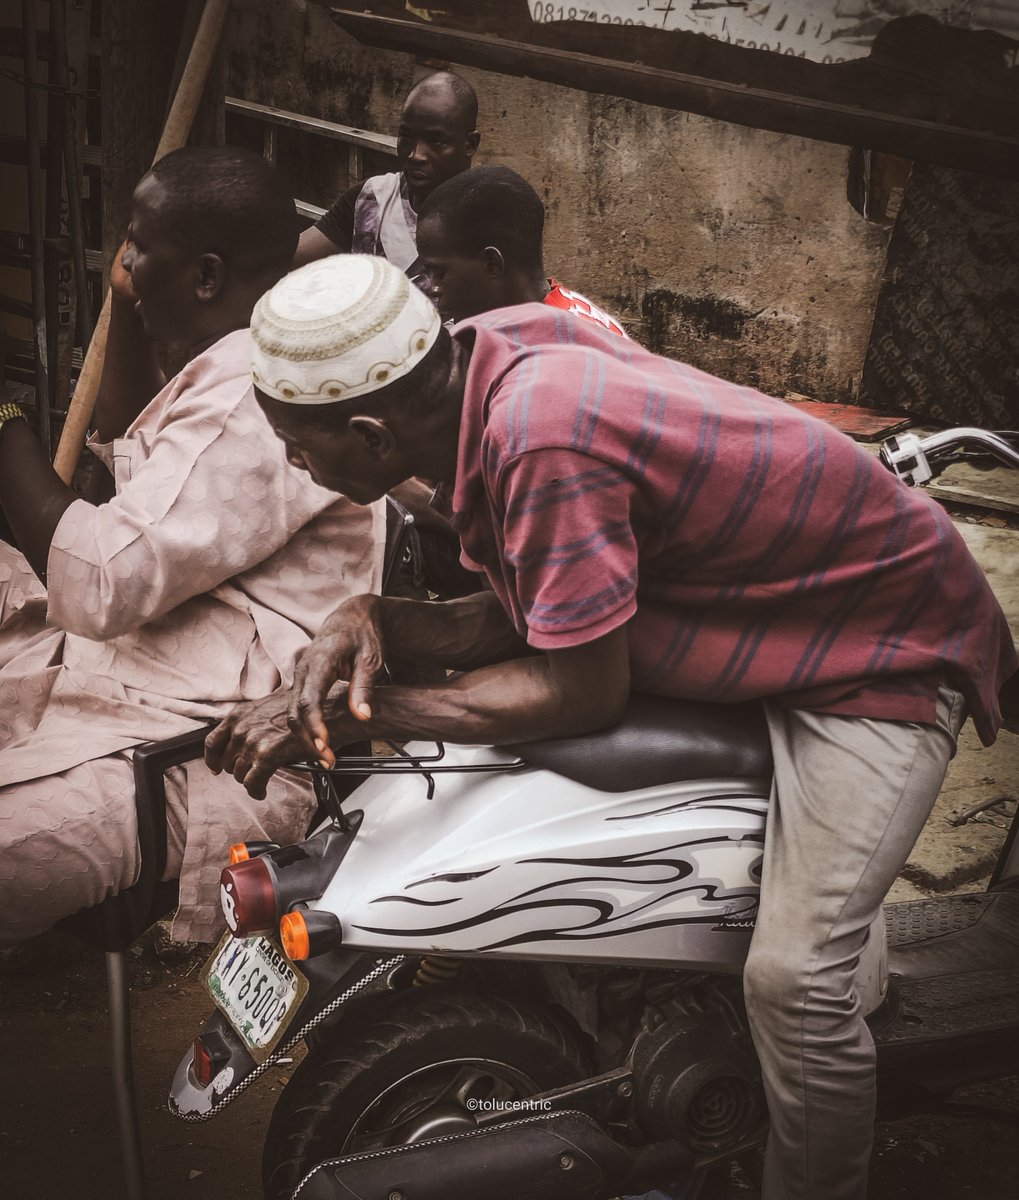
[404,70,478,131]
[397,71,480,205]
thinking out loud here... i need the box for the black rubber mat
[877,891,1019,1045]
[877,968,1019,1044]
[885,890,1019,974]
[884,892,993,948]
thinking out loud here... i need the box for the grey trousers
[743,686,966,1200]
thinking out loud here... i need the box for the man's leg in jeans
[743,686,965,1200]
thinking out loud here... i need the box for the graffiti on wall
[528,2,1019,64]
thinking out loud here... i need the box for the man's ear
[465,130,480,159]
[482,245,505,277]
[348,414,396,459]
[196,252,227,302]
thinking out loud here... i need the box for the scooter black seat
[507,692,772,792]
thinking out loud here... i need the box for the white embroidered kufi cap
[250,254,442,405]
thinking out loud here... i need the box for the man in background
[417,163,626,335]
[409,164,627,597]
[294,70,479,291]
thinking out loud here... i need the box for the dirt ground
[1,926,1017,1200]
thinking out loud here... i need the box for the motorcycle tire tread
[261,985,594,1200]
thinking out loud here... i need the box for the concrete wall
[228,1,892,402]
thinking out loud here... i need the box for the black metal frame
[52,724,209,1200]
[296,741,529,810]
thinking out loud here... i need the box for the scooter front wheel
[261,986,594,1200]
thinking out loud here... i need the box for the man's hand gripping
[204,594,387,796]
[290,593,388,768]
[286,594,387,767]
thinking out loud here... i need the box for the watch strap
[0,398,26,427]
[0,400,27,433]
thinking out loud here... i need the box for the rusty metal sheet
[782,396,913,442]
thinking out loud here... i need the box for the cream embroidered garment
[0,328,384,942]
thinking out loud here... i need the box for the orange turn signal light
[228,843,250,865]
[280,911,310,961]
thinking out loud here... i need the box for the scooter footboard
[290,1110,694,1200]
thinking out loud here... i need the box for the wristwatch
[0,400,27,438]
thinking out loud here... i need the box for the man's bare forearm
[323,650,626,749]
[0,417,79,579]
[377,591,530,670]
[209,626,631,797]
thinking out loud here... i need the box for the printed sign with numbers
[528,3,1018,65]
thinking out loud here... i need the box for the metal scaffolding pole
[21,0,51,454]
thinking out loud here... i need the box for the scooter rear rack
[294,741,528,823]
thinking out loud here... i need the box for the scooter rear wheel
[261,986,594,1200]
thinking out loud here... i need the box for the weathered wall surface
[228,1,892,402]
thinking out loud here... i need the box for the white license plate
[203,934,309,1061]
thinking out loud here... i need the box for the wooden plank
[225,96,397,153]
[51,0,96,414]
[2,239,114,279]
[927,462,1019,518]
[0,134,102,169]
[326,9,1019,179]
[0,25,101,61]
[0,295,33,320]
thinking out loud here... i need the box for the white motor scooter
[170,427,1019,1200]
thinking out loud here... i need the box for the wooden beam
[328,10,1019,180]
[225,96,398,154]
[0,134,102,169]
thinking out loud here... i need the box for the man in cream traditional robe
[0,147,383,944]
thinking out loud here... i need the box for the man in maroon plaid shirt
[211,254,1017,1200]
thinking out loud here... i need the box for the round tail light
[280,910,343,961]
[219,857,277,936]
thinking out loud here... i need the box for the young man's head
[397,71,480,207]
[415,165,546,322]
[250,255,461,504]
[122,145,299,344]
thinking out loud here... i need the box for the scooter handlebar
[880,427,1019,486]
